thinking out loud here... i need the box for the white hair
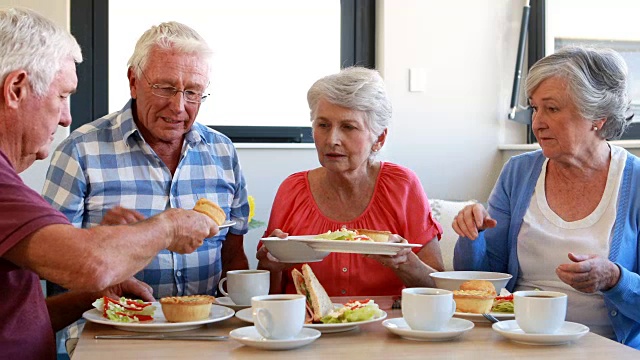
[526,46,632,140]
[0,7,82,96]
[307,66,392,150]
[127,21,213,77]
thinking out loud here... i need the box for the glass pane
[547,0,640,120]
[109,0,340,127]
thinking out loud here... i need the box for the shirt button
[341,289,346,295]
[611,310,618,317]
[342,267,348,273]
[176,271,182,276]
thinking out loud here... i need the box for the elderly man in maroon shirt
[0,8,220,360]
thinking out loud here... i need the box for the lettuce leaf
[320,303,382,323]
[92,297,156,323]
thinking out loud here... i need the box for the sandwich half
[292,264,333,323]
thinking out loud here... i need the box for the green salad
[320,300,383,324]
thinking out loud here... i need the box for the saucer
[382,317,474,341]
[235,308,253,323]
[215,296,250,310]
[229,326,321,350]
[492,320,589,345]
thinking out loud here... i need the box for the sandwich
[292,264,383,324]
[453,280,497,314]
[355,229,391,242]
[160,295,216,322]
[193,198,226,225]
[292,264,334,323]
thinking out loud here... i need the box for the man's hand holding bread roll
[159,208,219,253]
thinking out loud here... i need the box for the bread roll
[160,295,215,322]
[356,229,391,242]
[453,280,496,314]
[193,198,226,225]
[459,280,496,296]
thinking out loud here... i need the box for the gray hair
[525,46,632,140]
[127,21,213,77]
[0,7,82,96]
[307,66,392,143]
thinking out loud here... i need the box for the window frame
[527,0,640,142]
[70,0,376,143]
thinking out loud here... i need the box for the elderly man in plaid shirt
[42,21,250,356]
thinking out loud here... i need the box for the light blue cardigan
[454,149,640,349]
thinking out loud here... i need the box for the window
[527,0,640,141]
[70,0,375,143]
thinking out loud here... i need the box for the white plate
[383,317,474,341]
[83,303,234,333]
[219,221,236,229]
[229,326,321,350]
[235,307,387,333]
[215,296,250,310]
[289,236,421,256]
[492,320,589,345]
[261,237,330,263]
[454,311,515,323]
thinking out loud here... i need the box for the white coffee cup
[514,290,567,334]
[218,270,270,306]
[252,294,306,340]
[402,288,456,331]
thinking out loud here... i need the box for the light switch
[409,68,426,92]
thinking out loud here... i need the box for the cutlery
[95,334,228,341]
[482,313,499,323]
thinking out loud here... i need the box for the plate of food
[451,280,514,322]
[289,228,421,256]
[83,296,234,332]
[295,264,387,332]
[235,265,388,333]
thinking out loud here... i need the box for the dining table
[72,296,638,359]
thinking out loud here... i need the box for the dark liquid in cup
[525,295,556,298]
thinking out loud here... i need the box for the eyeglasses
[139,68,209,103]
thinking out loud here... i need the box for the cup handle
[254,308,272,338]
[218,278,229,297]
[450,300,457,316]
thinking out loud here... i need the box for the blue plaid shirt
[43,99,249,297]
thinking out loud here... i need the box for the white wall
[9,0,531,269]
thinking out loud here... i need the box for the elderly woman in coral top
[257,67,444,296]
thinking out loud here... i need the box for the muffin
[160,295,216,322]
[453,280,496,314]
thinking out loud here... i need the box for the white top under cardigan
[516,144,626,338]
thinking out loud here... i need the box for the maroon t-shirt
[0,150,71,360]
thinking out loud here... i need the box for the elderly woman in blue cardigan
[453,46,640,349]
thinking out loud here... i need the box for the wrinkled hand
[367,234,411,269]
[256,229,297,273]
[94,277,154,302]
[452,203,497,240]
[556,253,621,293]
[101,206,145,225]
[162,209,219,253]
